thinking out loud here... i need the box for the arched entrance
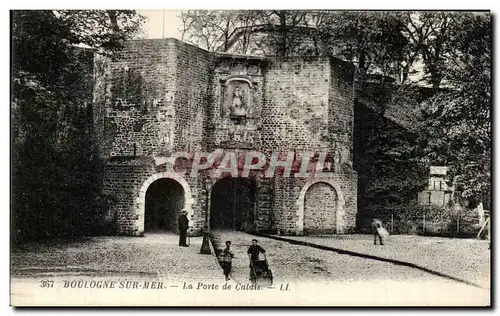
[210,177,256,231]
[144,178,185,233]
[135,173,194,236]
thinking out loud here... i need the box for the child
[221,241,234,281]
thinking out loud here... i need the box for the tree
[179,10,332,56]
[350,11,490,225]
[179,10,411,67]
[11,10,144,244]
[257,10,309,57]
[12,10,144,93]
[402,12,491,207]
[401,12,463,89]
[319,11,409,81]
[179,10,262,52]
[179,10,229,51]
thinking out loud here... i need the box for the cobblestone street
[211,231,471,284]
[11,233,222,282]
[278,234,490,288]
[10,232,490,306]
[210,231,490,305]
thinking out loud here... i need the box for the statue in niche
[230,84,247,117]
[222,80,252,119]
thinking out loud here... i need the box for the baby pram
[249,254,273,286]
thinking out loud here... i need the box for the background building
[418,166,454,207]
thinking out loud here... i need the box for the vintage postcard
[10,9,491,306]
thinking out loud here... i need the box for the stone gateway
[93,38,357,236]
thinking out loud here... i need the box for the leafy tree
[319,11,409,80]
[408,13,491,206]
[256,10,309,57]
[353,84,431,230]
[401,12,463,89]
[12,10,143,96]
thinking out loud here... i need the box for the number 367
[39,280,54,288]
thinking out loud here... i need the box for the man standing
[178,210,189,247]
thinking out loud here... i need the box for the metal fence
[362,212,487,238]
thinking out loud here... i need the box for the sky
[138,10,184,39]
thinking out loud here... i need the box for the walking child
[221,241,234,281]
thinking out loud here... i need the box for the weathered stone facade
[93,38,358,236]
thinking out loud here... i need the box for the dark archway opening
[210,177,256,231]
[145,178,185,233]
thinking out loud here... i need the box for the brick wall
[262,57,357,235]
[93,39,358,236]
[262,57,331,151]
[173,41,212,153]
[273,177,307,234]
[93,39,212,235]
[328,58,356,167]
[100,160,207,235]
[339,170,358,233]
[93,39,210,158]
[101,162,154,235]
[273,171,357,235]
[205,55,266,150]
